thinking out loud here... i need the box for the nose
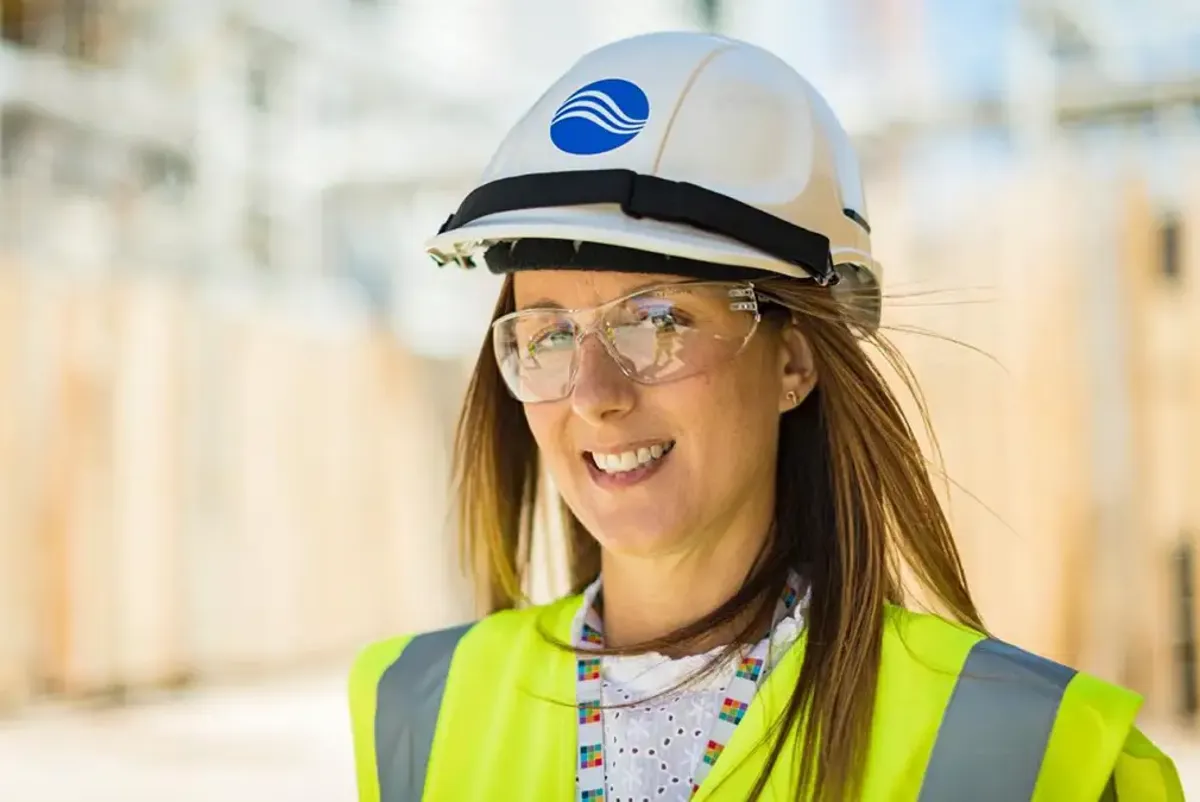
[570,334,636,425]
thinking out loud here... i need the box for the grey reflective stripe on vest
[918,638,1077,801]
[375,623,473,802]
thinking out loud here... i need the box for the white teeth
[590,442,673,474]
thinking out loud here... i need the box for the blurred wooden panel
[1185,169,1200,724]
[109,279,187,689]
[1119,178,1182,718]
[291,325,375,661]
[40,281,120,696]
[170,297,470,680]
[0,270,33,710]
[224,309,308,672]
[991,159,1091,663]
[174,295,240,678]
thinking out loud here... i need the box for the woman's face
[513,270,816,560]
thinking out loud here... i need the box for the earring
[785,390,798,407]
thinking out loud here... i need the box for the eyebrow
[516,278,684,311]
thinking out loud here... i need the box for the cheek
[672,363,782,457]
[522,402,593,481]
[709,345,784,424]
[522,404,561,458]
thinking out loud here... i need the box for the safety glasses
[491,280,762,403]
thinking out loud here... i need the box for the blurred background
[0,0,1198,798]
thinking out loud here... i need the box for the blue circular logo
[550,78,650,156]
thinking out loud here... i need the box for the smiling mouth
[583,441,676,475]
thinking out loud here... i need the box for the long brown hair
[452,271,985,800]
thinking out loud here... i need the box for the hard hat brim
[425,205,813,281]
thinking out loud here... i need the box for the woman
[349,32,1183,801]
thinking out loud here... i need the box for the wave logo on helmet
[550,78,650,156]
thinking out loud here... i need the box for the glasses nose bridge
[568,297,613,336]
[569,302,618,351]
[569,307,634,384]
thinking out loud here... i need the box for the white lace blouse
[579,580,810,802]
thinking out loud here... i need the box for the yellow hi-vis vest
[348,595,1183,801]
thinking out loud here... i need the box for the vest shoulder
[880,604,987,668]
[880,605,1146,794]
[471,593,584,645]
[882,605,1096,685]
[349,594,583,687]
[881,604,1144,724]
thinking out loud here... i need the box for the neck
[597,514,772,656]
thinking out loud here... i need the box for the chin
[593,531,687,560]
[575,506,689,559]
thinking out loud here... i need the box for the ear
[777,316,817,413]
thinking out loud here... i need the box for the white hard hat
[426,31,881,328]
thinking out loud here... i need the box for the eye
[527,325,574,354]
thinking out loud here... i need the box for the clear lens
[494,311,578,402]
[493,282,759,403]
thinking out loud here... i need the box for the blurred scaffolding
[0,0,1199,791]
